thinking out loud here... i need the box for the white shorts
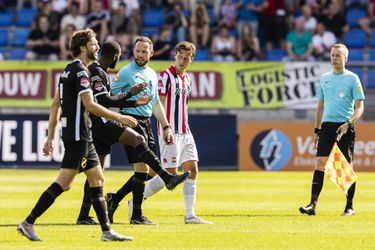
[159,133,199,169]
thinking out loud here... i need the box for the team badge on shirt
[80,77,90,88]
[339,92,344,98]
[172,157,177,163]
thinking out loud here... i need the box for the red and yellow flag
[324,142,358,194]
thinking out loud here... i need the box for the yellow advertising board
[0,61,330,109]
[239,122,375,172]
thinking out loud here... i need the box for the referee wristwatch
[347,120,354,128]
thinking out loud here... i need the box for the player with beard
[17,29,133,242]
[106,36,190,225]
[75,41,189,224]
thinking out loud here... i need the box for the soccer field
[1,169,375,249]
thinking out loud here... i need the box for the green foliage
[1,170,375,249]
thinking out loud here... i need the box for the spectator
[189,0,210,48]
[238,0,266,36]
[300,4,317,33]
[320,1,349,40]
[17,0,38,9]
[262,0,287,51]
[165,3,188,45]
[116,33,133,59]
[59,24,76,60]
[110,2,137,36]
[312,22,336,60]
[110,0,141,34]
[86,0,110,44]
[219,0,240,30]
[26,15,59,60]
[189,0,221,20]
[284,18,314,61]
[211,25,237,61]
[51,0,69,14]
[60,1,86,31]
[237,22,260,61]
[34,0,61,32]
[358,0,375,36]
[153,26,173,60]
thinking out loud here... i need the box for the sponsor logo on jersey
[163,158,168,163]
[77,70,89,78]
[172,157,177,163]
[61,71,70,78]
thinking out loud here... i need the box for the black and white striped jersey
[58,59,93,142]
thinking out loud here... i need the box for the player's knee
[134,133,146,146]
[315,159,325,171]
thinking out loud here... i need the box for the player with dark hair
[299,43,365,216]
[106,36,190,225]
[75,40,190,224]
[17,29,133,242]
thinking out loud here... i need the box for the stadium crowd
[0,0,374,61]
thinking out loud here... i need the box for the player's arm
[153,100,173,145]
[98,82,150,108]
[81,91,138,128]
[43,91,61,156]
[336,99,364,135]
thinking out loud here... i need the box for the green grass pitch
[1,169,375,249]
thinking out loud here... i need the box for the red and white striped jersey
[158,65,191,134]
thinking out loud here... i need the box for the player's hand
[336,122,349,136]
[163,128,174,145]
[129,82,148,96]
[119,115,138,128]
[43,139,54,156]
[135,93,153,106]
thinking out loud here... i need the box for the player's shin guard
[113,174,153,205]
[90,186,110,231]
[346,181,356,209]
[183,179,197,218]
[144,176,165,199]
[77,180,91,220]
[132,172,148,218]
[26,182,64,224]
[310,170,324,206]
[134,143,172,184]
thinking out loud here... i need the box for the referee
[299,43,365,216]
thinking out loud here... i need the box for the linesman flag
[324,141,358,194]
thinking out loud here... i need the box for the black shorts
[92,121,125,155]
[316,122,355,163]
[61,141,100,171]
[123,115,156,164]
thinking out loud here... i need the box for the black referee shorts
[123,115,157,164]
[92,121,125,155]
[316,122,355,163]
[61,141,100,171]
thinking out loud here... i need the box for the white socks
[143,175,165,199]
[143,176,197,218]
[183,179,196,218]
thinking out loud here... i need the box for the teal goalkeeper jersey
[112,61,159,117]
[316,69,365,123]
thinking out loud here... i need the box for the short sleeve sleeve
[76,69,92,95]
[352,74,365,100]
[158,71,170,96]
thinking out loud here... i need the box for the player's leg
[180,134,212,224]
[83,142,132,241]
[129,163,154,225]
[300,123,335,215]
[18,141,84,241]
[338,126,356,216]
[77,135,109,225]
[143,134,180,200]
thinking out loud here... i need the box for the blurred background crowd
[0,0,374,62]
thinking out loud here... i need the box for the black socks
[131,172,148,219]
[310,170,324,206]
[90,186,110,231]
[26,182,63,224]
[77,180,91,220]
